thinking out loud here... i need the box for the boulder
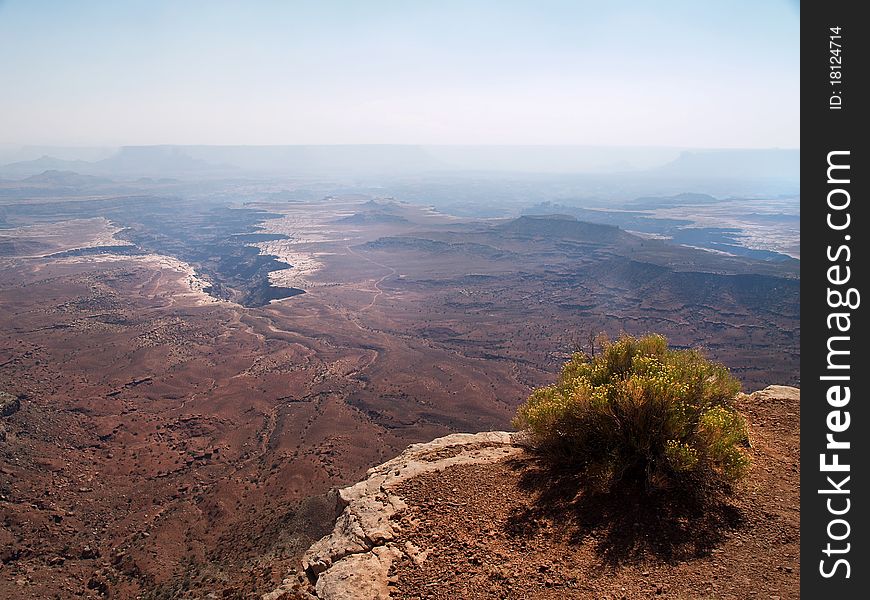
[0,392,21,417]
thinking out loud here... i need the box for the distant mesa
[175,144,446,175]
[495,215,633,244]
[95,145,232,177]
[334,198,412,224]
[23,169,110,187]
[0,146,232,179]
[0,145,800,181]
[0,154,94,178]
[655,149,799,181]
[360,198,404,210]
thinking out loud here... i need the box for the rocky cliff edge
[264,386,799,600]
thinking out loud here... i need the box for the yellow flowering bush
[514,334,750,493]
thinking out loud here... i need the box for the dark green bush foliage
[514,334,749,494]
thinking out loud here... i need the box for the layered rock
[264,385,799,600]
[264,431,520,600]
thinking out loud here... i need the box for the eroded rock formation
[264,432,520,599]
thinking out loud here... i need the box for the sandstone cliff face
[264,386,799,600]
[264,432,520,600]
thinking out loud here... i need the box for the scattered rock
[270,387,800,600]
[272,431,520,600]
[1,547,20,564]
[0,391,20,417]
[315,544,403,600]
[87,573,109,595]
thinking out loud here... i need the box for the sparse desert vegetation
[1,191,797,597]
[514,334,750,496]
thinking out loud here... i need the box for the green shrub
[513,334,749,494]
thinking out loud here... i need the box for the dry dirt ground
[0,214,528,599]
[388,391,799,600]
[1,197,798,598]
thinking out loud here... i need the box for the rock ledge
[264,385,799,599]
[264,431,520,600]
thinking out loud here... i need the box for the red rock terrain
[284,386,798,600]
[0,218,528,598]
[0,196,798,598]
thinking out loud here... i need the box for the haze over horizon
[1,0,799,149]
[0,4,802,595]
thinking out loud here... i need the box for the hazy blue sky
[0,0,799,148]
